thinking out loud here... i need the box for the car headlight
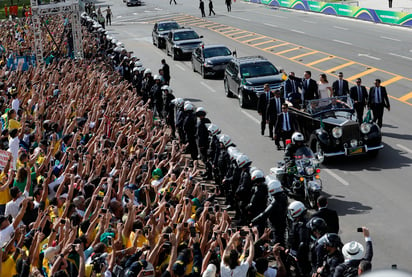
[204,61,213,67]
[241,85,255,91]
[173,45,181,49]
[332,127,343,138]
[350,139,358,148]
[360,123,371,134]
[305,166,315,175]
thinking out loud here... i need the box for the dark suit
[162,63,170,84]
[275,111,297,147]
[332,79,349,96]
[257,91,271,135]
[301,78,319,102]
[311,207,340,234]
[350,85,368,123]
[284,78,302,108]
[266,96,284,139]
[368,86,390,128]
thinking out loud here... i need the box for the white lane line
[264,23,278,28]
[200,81,217,93]
[358,53,381,60]
[226,14,251,21]
[333,26,348,30]
[380,36,401,42]
[323,168,350,186]
[389,52,412,61]
[302,20,316,23]
[333,39,353,45]
[241,110,260,124]
[396,144,412,154]
[175,63,186,71]
[291,29,305,34]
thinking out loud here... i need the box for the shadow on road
[323,142,412,171]
[381,131,412,141]
[322,192,372,216]
[184,98,202,102]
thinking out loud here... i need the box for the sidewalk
[357,0,412,13]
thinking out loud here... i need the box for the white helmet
[184,100,192,106]
[195,107,207,116]
[251,169,265,182]
[133,67,139,72]
[249,166,258,174]
[171,98,184,108]
[135,61,143,67]
[236,154,251,168]
[227,146,241,161]
[184,103,194,112]
[219,134,233,148]
[288,201,306,219]
[111,39,118,45]
[161,85,172,93]
[114,46,122,53]
[206,123,221,136]
[144,68,152,75]
[153,75,161,81]
[116,41,124,47]
[138,67,146,73]
[106,35,112,41]
[267,179,283,195]
[291,132,305,144]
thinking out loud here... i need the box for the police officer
[306,217,328,273]
[162,85,176,138]
[215,135,234,192]
[287,201,311,277]
[251,179,288,246]
[235,154,252,225]
[315,233,344,277]
[175,99,186,144]
[195,107,211,165]
[203,123,221,181]
[141,68,154,104]
[247,169,268,234]
[183,102,198,161]
[222,146,241,214]
[150,75,163,118]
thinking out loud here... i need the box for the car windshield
[307,96,354,115]
[294,147,314,160]
[173,31,199,41]
[203,47,231,59]
[240,62,279,78]
[158,22,179,32]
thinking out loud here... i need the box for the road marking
[226,15,251,21]
[116,15,123,18]
[154,7,163,10]
[325,61,355,73]
[302,20,316,23]
[323,168,350,186]
[175,63,186,71]
[306,55,335,66]
[133,13,138,15]
[200,81,216,92]
[242,36,267,43]
[389,52,412,61]
[251,39,276,46]
[226,30,248,36]
[333,39,352,45]
[396,144,412,154]
[290,50,319,60]
[347,68,378,81]
[381,75,403,86]
[262,42,289,51]
[241,110,260,124]
[333,26,348,30]
[380,36,401,42]
[234,33,255,40]
[398,91,412,101]
[357,53,381,61]
[277,47,301,55]
[264,23,278,28]
[291,29,305,34]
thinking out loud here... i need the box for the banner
[0,150,10,171]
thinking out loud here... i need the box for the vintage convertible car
[289,96,383,160]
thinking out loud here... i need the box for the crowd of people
[0,6,400,277]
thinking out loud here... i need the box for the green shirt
[13,172,36,196]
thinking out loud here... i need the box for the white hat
[202,264,216,277]
[342,241,365,260]
[44,245,61,260]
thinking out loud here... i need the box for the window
[203,47,231,59]
[240,62,278,78]
[173,31,199,41]
[158,22,180,32]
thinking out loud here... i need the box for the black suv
[152,21,180,49]
[166,28,203,60]
[224,56,285,108]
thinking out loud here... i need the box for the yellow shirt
[1,255,18,277]
[8,119,21,130]
[0,172,10,205]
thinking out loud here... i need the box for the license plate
[346,146,365,155]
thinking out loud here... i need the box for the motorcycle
[269,146,322,208]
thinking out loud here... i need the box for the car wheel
[152,37,156,46]
[239,90,247,108]
[201,66,206,79]
[224,78,233,97]
[172,49,177,60]
[306,189,319,209]
[192,60,196,72]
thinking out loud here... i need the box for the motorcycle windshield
[294,147,314,160]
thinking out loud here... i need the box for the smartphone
[107,236,112,247]
[227,228,232,236]
[239,230,248,237]
[102,208,107,214]
[185,198,189,204]
[189,226,196,237]
[183,222,188,228]
[357,227,363,232]
[61,219,66,224]
[163,233,169,240]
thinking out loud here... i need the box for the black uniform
[141,75,154,104]
[319,249,344,277]
[287,218,311,277]
[150,82,163,117]
[183,111,198,160]
[197,117,211,163]
[236,168,252,225]
[176,108,187,144]
[247,182,268,234]
[163,93,176,137]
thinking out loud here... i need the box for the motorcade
[223,56,285,108]
[191,44,235,78]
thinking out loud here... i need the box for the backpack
[340,262,358,277]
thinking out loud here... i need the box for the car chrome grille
[341,124,360,143]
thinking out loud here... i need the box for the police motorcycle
[270,146,322,209]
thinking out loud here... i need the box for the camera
[239,230,248,237]
[91,253,108,273]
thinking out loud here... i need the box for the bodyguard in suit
[257,83,272,136]
[350,78,368,123]
[275,103,297,150]
[311,196,339,234]
[266,90,284,140]
[332,72,349,96]
[301,70,319,102]
[284,72,302,108]
[368,79,390,128]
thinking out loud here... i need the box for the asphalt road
[95,0,412,270]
